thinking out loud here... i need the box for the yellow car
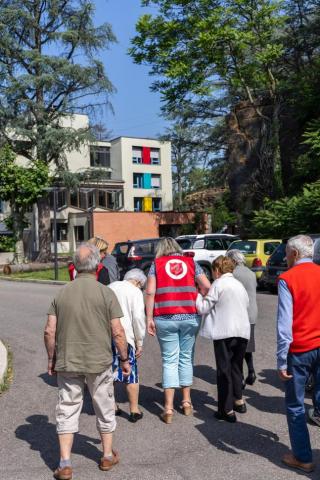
[227,239,281,284]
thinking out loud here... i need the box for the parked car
[112,238,161,278]
[227,239,281,285]
[262,234,320,292]
[175,234,239,280]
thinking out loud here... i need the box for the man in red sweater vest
[277,234,320,473]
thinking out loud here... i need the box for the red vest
[279,262,320,353]
[68,262,104,281]
[154,255,197,316]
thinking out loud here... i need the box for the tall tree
[0,0,116,261]
[130,0,286,214]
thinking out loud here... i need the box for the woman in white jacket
[197,256,250,423]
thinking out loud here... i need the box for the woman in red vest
[146,237,210,423]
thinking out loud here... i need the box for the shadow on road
[258,369,285,391]
[193,365,216,385]
[245,388,284,414]
[195,418,319,478]
[38,372,58,387]
[15,415,101,471]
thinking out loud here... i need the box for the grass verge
[0,344,13,395]
[0,266,70,282]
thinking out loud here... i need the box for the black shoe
[245,372,256,386]
[129,412,143,423]
[214,411,237,423]
[242,378,246,390]
[115,407,123,416]
[234,403,247,414]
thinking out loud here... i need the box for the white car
[175,234,239,280]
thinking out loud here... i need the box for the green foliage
[252,181,320,237]
[0,146,49,240]
[211,194,237,232]
[0,236,15,252]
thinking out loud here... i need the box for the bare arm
[145,275,156,336]
[196,273,211,296]
[44,315,57,375]
[111,317,131,376]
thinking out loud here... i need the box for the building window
[51,222,68,241]
[132,147,142,164]
[133,173,144,188]
[70,190,79,208]
[152,198,162,212]
[151,148,160,165]
[151,174,161,189]
[49,189,67,210]
[134,197,143,212]
[98,190,106,208]
[90,145,110,168]
[74,225,85,243]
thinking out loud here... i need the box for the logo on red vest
[165,259,188,280]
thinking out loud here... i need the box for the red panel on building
[142,147,151,164]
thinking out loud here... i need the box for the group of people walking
[44,233,320,479]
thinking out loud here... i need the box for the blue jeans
[155,316,200,388]
[285,348,320,463]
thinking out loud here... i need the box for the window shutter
[143,197,152,212]
[142,147,151,164]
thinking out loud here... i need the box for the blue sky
[93,0,167,139]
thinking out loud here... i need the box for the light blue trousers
[155,316,200,389]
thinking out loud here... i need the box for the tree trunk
[36,196,52,262]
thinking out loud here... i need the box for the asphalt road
[0,280,319,480]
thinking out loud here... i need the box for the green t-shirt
[48,273,123,373]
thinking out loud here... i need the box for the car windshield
[269,243,286,264]
[112,243,129,255]
[176,238,193,249]
[228,240,257,254]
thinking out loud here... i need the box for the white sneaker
[308,408,320,426]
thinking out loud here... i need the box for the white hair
[74,243,100,273]
[287,235,314,259]
[226,249,246,266]
[124,268,147,287]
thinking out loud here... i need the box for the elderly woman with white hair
[146,237,210,423]
[226,249,258,386]
[109,268,147,423]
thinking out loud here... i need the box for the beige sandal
[161,408,174,424]
[181,400,193,416]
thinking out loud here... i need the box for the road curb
[0,340,8,387]
[0,276,66,286]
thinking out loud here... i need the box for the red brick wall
[92,211,208,251]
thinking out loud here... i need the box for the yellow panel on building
[143,197,152,212]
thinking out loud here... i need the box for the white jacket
[108,280,146,349]
[196,273,250,341]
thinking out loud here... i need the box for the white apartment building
[0,114,172,254]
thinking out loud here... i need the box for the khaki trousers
[56,367,116,434]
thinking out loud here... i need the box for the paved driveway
[0,280,319,479]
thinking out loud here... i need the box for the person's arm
[145,274,157,336]
[277,279,293,380]
[196,283,219,315]
[194,262,211,295]
[131,289,146,357]
[111,318,131,377]
[44,314,57,375]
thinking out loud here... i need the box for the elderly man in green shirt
[44,243,130,480]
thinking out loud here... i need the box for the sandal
[181,400,193,416]
[161,408,174,424]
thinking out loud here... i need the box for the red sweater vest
[279,262,320,353]
[154,255,197,316]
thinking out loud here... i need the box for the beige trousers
[56,367,116,434]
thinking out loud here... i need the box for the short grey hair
[156,237,183,258]
[226,249,246,266]
[287,235,314,259]
[74,243,100,273]
[124,268,147,287]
